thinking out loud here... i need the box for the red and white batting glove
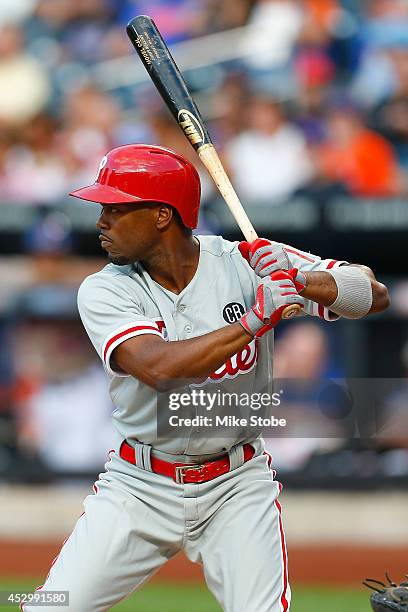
[239,270,304,338]
[239,238,306,292]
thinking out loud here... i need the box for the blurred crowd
[0,0,408,484]
[0,0,408,208]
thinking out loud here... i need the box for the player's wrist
[293,270,307,293]
[239,309,266,338]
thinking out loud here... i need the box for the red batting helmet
[69,144,201,229]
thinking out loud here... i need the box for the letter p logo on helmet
[96,156,108,181]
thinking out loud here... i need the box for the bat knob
[282,304,302,320]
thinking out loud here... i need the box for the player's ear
[155,204,173,230]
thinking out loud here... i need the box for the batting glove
[239,238,290,275]
[239,238,306,292]
[239,270,304,338]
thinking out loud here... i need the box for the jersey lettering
[155,319,168,341]
[210,340,258,381]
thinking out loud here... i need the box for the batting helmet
[70,144,201,229]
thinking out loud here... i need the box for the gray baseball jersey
[77,234,345,456]
[24,235,345,612]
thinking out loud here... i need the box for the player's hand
[239,238,290,276]
[239,270,304,338]
[239,238,307,292]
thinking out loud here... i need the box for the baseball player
[24,144,389,612]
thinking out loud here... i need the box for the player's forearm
[163,324,253,384]
[115,323,253,391]
[302,266,390,315]
[301,271,338,306]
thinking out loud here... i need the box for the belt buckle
[174,464,203,484]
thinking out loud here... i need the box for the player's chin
[101,244,131,266]
[108,253,132,266]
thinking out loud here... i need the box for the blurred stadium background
[0,0,408,610]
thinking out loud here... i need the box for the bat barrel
[127,15,212,152]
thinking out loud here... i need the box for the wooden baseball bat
[126,15,301,319]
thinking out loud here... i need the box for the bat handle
[282,304,302,319]
[271,268,303,319]
[198,144,258,242]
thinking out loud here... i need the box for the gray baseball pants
[23,441,290,612]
